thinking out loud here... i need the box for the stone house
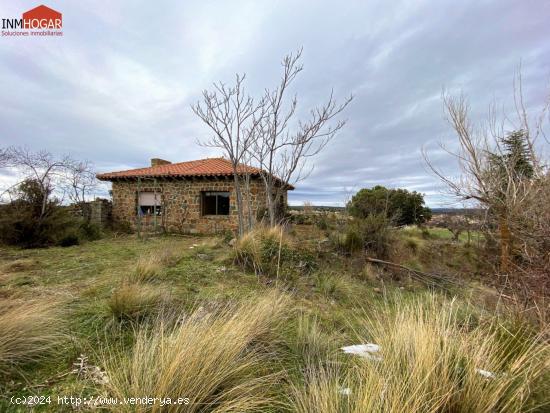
[96,157,293,234]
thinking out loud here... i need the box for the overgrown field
[0,225,548,412]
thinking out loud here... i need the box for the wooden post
[137,177,142,239]
[153,178,158,234]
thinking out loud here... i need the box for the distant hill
[288,205,345,212]
[289,206,483,215]
[430,208,483,215]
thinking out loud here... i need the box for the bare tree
[192,75,265,236]
[252,49,353,226]
[192,50,352,234]
[2,147,72,218]
[0,147,10,168]
[64,159,97,204]
[1,147,97,218]
[424,70,549,272]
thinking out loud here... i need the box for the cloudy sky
[1,0,549,206]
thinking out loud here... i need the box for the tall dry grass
[101,290,289,412]
[107,281,164,321]
[0,299,65,375]
[290,294,549,412]
[130,247,182,283]
[233,225,290,276]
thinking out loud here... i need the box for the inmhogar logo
[2,4,63,37]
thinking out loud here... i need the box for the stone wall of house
[111,177,284,234]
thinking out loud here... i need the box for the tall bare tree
[192,75,265,236]
[192,50,352,234]
[424,70,549,272]
[252,49,353,225]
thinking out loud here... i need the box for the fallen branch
[365,257,460,290]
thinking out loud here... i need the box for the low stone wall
[110,177,284,234]
[90,198,112,228]
[67,198,112,228]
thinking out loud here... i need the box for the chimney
[151,158,171,167]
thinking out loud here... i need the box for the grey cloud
[1,0,549,206]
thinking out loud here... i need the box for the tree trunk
[499,216,511,273]
[232,173,245,237]
[243,174,254,231]
[266,189,276,227]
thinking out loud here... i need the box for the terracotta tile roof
[96,157,294,189]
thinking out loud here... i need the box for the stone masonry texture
[111,177,288,234]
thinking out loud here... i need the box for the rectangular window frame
[138,192,162,216]
[201,191,230,216]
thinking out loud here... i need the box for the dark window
[138,192,162,216]
[139,205,162,216]
[202,191,230,216]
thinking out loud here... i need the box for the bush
[0,299,65,376]
[348,185,432,225]
[58,233,80,247]
[102,291,288,412]
[290,295,549,412]
[0,179,81,248]
[0,203,78,248]
[316,214,330,231]
[79,221,102,241]
[334,214,394,258]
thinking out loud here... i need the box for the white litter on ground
[475,368,496,379]
[338,387,352,396]
[341,344,382,360]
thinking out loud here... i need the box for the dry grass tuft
[0,299,65,375]
[1,258,38,273]
[102,290,289,412]
[287,313,335,367]
[130,247,182,283]
[107,281,164,321]
[290,295,549,412]
[233,225,292,276]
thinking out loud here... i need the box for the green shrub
[316,214,330,231]
[58,233,80,247]
[343,225,364,253]
[347,185,432,225]
[79,221,102,241]
[334,213,394,258]
[0,179,81,248]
